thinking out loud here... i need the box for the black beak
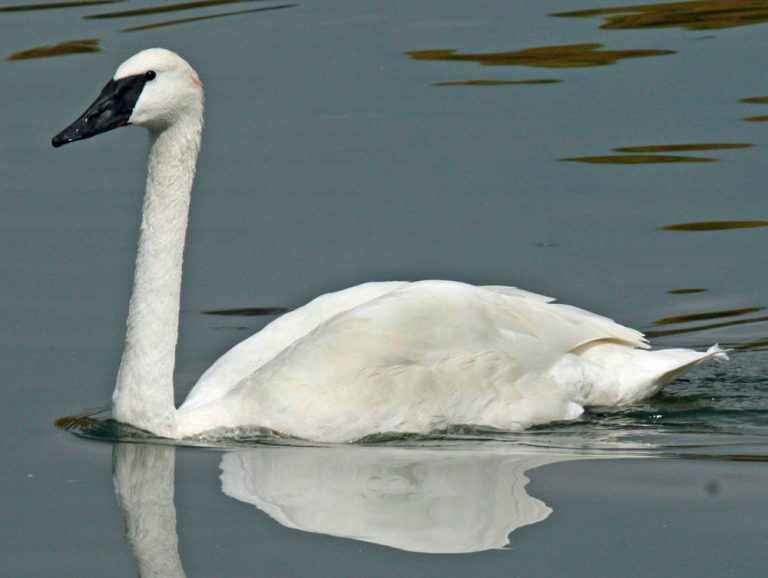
[52,74,148,148]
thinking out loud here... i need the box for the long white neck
[112,118,202,437]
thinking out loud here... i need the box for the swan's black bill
[52,74,149,147]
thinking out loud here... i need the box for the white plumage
[53,48,727,443]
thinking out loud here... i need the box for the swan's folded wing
[179,281,409,411]
[543,302,648,350]
[480,285,555,303]
[483,285,647,349]
[212,281,651,440]
[181,280,648,420]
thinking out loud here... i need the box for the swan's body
[53,48,727,442]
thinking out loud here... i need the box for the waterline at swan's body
[52,48,727,443]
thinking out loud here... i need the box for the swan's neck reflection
[113,444,186,578]
[112,442,617,572]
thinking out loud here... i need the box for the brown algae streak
[654,307,765,326]
[648,305,768,341]
[660,220,768,231]
[563,142,754,163]
[406,44,674,68]
[120,4,295,32]
[645,314,768,338]
[85,0,263,19]
[7,38,100,61]
[0,0,121,12]
[552,0,768,31]
[668,288,709,294]
[562,154,716,164]
[433,79,562,86]
[740,96,768,104]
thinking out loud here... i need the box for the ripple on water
[668,288,709,294]
[551,0,768,31]
[3,0,296,59]
[406,43,674,68]
[0,0,120,12]
[740,96,768,104]
[202,307,291,316]
[432,79,562,86]
[116,4,297,34]
[645,304,768,340]
[6,38,100,61]
[659,220,768,231]
[563,142,754,164]
[83,0,270,19]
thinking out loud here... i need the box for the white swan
[52,48,727,442]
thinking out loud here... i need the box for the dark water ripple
[552,0,768,31]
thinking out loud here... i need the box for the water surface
[2,0,767,576]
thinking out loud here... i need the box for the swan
[52,48,727,442]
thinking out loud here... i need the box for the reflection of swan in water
[219,446,570,553]
[53,48,726,443]
[113,442,628,571]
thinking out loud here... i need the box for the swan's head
[52,48,203,147]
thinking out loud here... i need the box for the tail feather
[572,342,729,407]
[705,343,730,361]
[654,343,729,389]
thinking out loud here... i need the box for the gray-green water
[2,1,767,576]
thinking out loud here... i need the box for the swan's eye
[144,70,156,81]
